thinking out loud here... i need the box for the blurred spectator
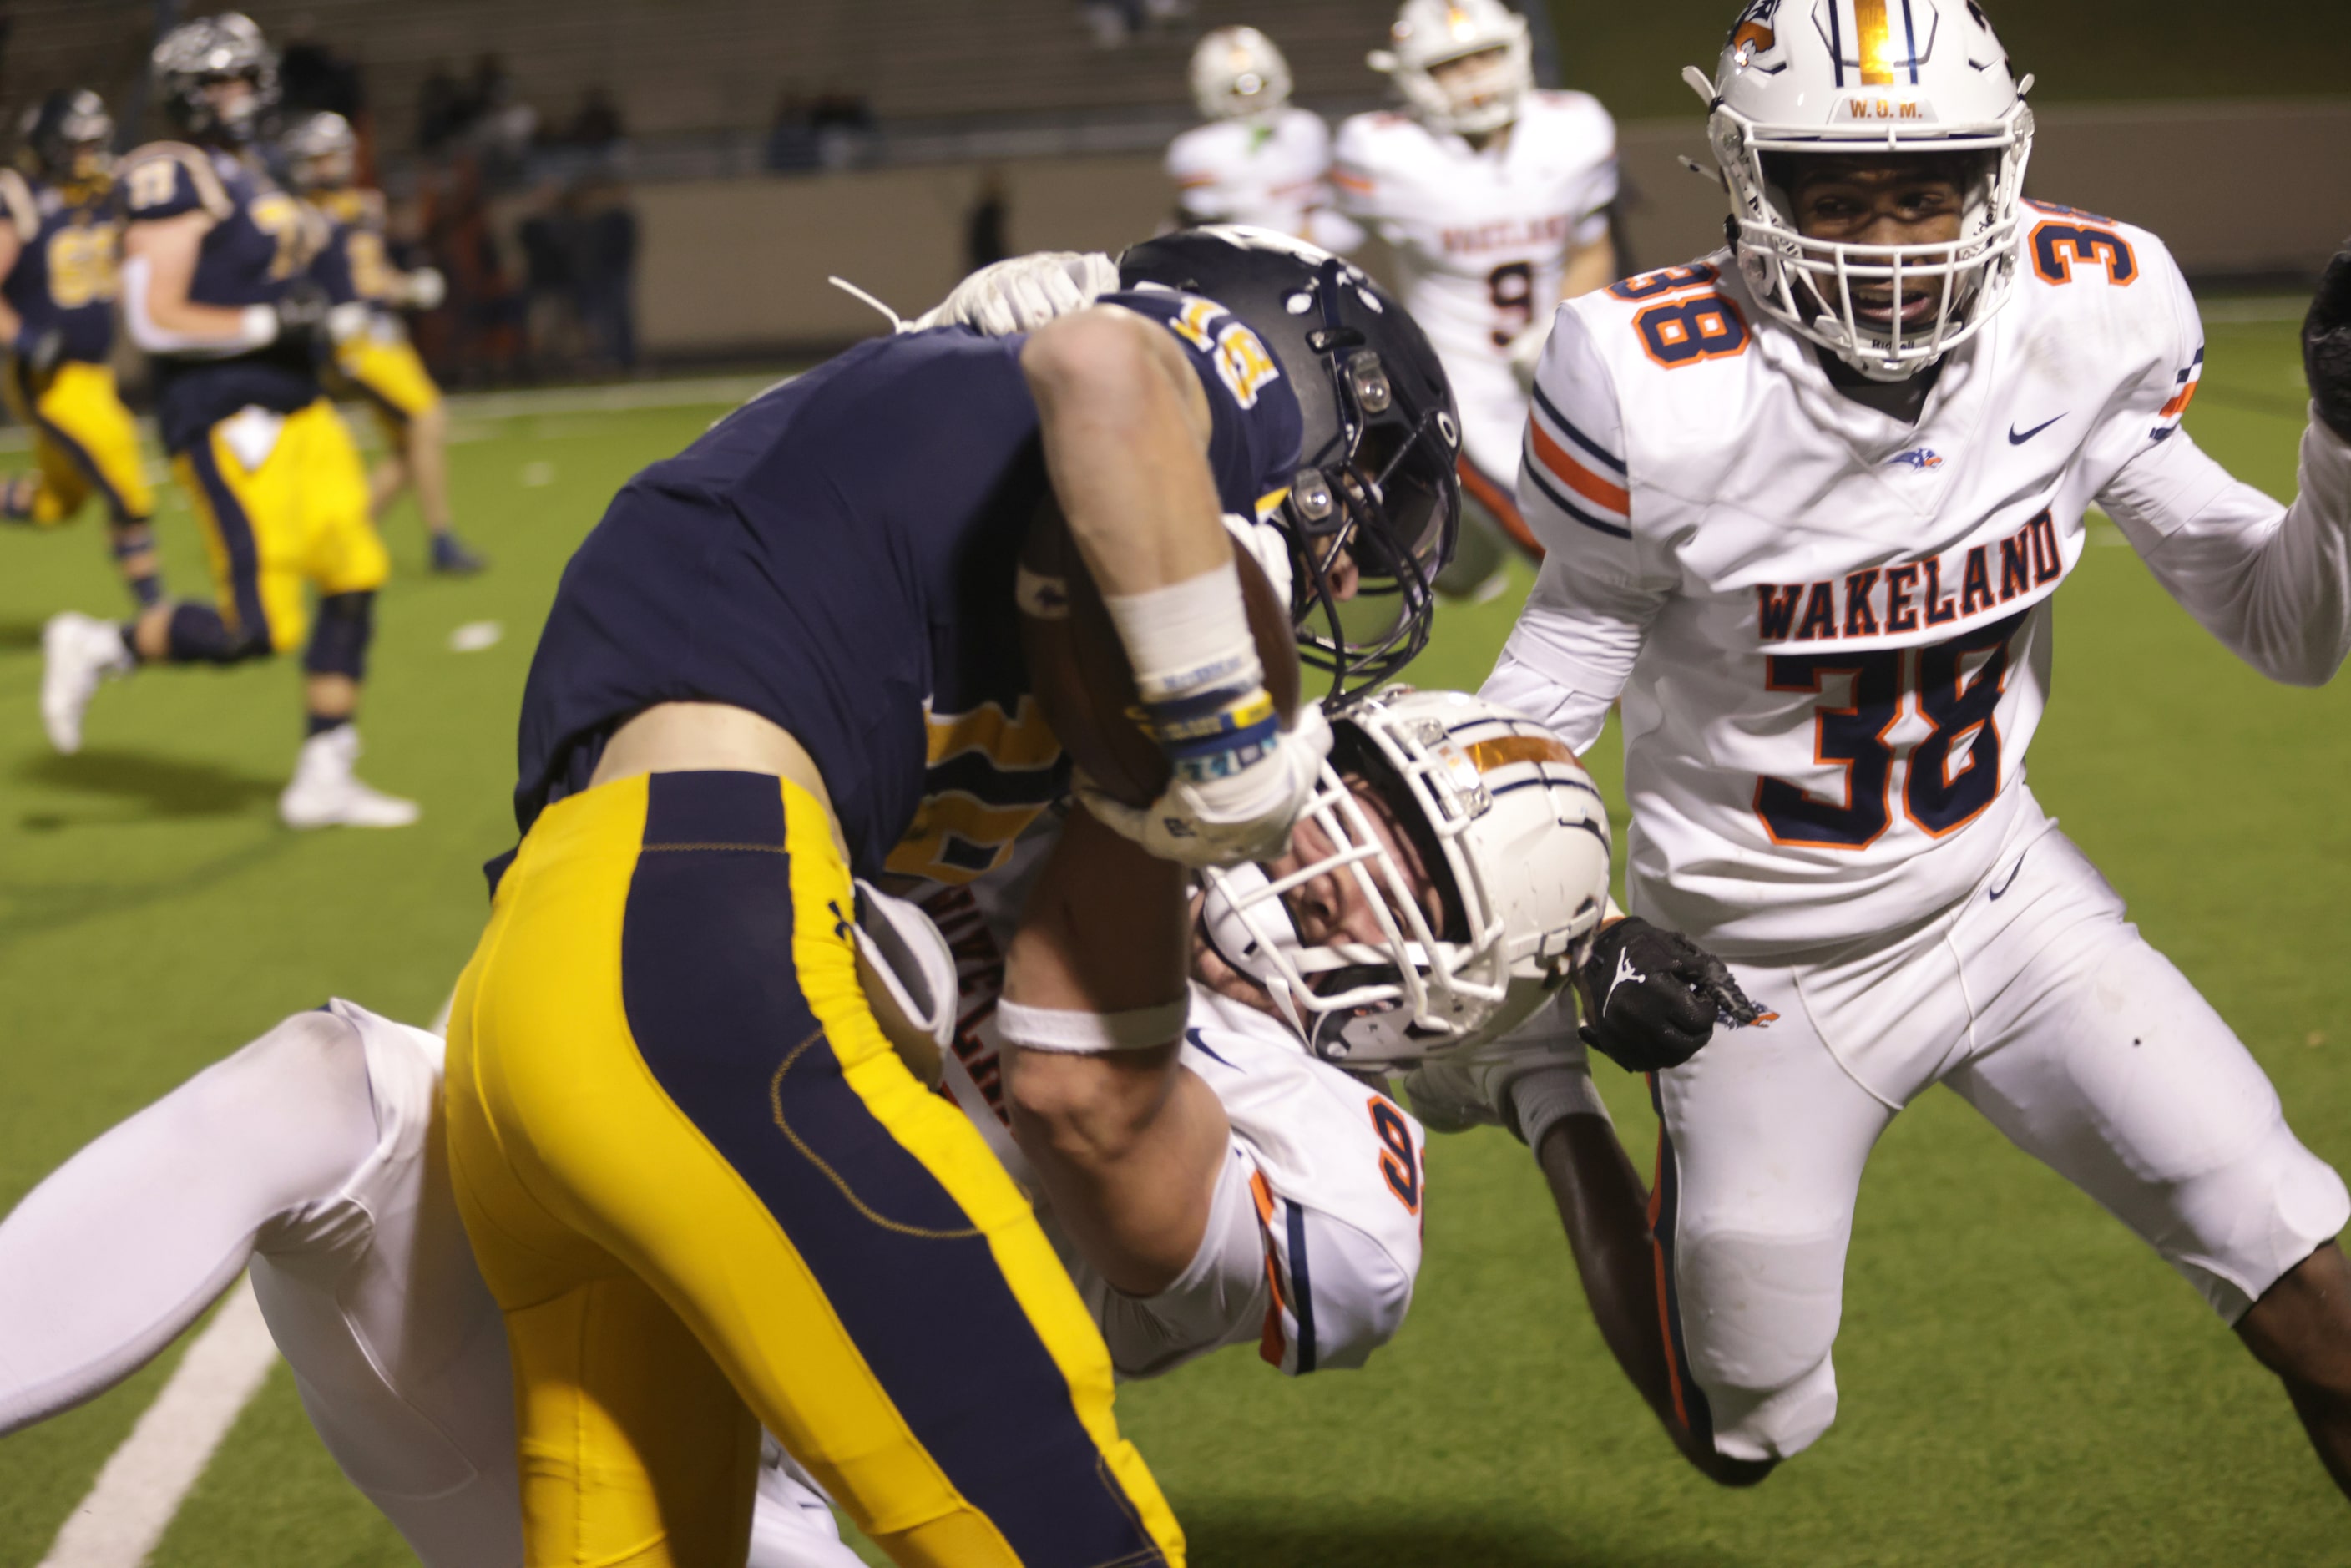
[1079,0,1194,48]
[765,88,819,173]
[575,178,639,374]
[416,58,468,152]
[518,180,585,377]
[966,170,1009,272]
[420,157,524,383]
[279,21,363,121]
[560,86,626,151]
[807,83,873,173]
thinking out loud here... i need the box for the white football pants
[0,1002,862,1568]
[1651,825,2349,1464]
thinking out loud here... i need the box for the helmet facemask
[1282,262,1460,700]
[1708,51,2035,382]
[1200,688,1608,1068]
[1199,712,1498,1067]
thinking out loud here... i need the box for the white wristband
[996,998,1189,1055]
[1510,1064,1613,1153]
[1101,557,1261,703]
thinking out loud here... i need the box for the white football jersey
[1165,107,1337,240]
[1332,91,1616,483]
[1489,204,2351,957]
[925,841,1426,1379]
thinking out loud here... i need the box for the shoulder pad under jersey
[119,143,235,223]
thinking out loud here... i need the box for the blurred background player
[1336,0,1618,596]
[43,12,415,830]
[284,109,486,576]
[0,89,166,614]
[1164,28,1358,251]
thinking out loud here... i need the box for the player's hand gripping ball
[1020,498,1313,867]
[1575,918,1763,1074]
[2307,239,2351,443]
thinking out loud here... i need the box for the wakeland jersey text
[513,291,1302,882]
[118,141,324,452]
[0,170,119,365]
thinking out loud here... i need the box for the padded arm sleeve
[2098,417,2351,688]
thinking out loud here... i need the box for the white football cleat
[41,611,133,755]
[279,726,420,830]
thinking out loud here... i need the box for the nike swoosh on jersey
[1987,842,2033,900]
[2008,414,2066,445]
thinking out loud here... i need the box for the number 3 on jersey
[1756,612,2023,849]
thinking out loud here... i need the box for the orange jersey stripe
[1529,419,1632,515]
[2159,379,2201,420]
[1331,169,1373,194]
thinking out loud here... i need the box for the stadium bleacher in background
[2,0,2346,374]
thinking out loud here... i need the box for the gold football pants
[446,769,1184,1568]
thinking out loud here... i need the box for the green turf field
[0,314,2343,1567]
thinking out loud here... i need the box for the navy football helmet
[1120,225,1461,700]
[153,12,280,146]
[18,89,113,192]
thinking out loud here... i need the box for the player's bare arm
[1003,807,1232,1295]
[1022,306,1231,591]
[120,210,245,339]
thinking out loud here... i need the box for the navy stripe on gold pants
[446,770,1184,1567]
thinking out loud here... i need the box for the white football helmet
[1368,0,1534,139]
[1198,687,1610,1069]
[1696,0,2035,381]
[1190,27,1294,123]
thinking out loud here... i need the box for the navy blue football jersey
[306,186,397,311]
[0,169,118,366]
[118,141,324,452]
[514,291,1304,884]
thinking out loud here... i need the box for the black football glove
[1575,918,1762,1075]
[2305,240,2351,443]
[271,280,331,351]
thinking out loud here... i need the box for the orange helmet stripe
[1854,0,1898,87]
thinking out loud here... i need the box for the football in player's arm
[1482,0,2351,1497]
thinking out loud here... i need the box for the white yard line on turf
[37,1278,278,1568]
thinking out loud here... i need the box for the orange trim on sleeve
[1529,419,1632,515]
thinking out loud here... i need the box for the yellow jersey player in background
[284,110,484,576]
[40,11,416,829]
[0,89,168,613]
